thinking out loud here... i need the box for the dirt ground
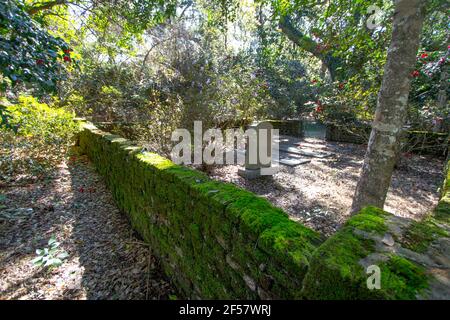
[0,156,175,300]
[209,138,445,237]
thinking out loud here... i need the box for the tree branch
[279,14,340,81]
[27,0,68,15]
[278,15,321,57]
[139,34,177,79]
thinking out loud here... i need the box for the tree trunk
[437,48,449,124]
[350,0,427,214]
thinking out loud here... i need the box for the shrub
[0,96,79,182]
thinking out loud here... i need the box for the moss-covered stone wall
[326,124,448,157]
[77,122,323,299]
[435,157,450,224]
[301,162,450,300]
[264,120,303,138]
[77,122,449,300]
[325,123,371,144]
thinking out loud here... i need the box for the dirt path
[0,156,175,300]
[209,138,445,237]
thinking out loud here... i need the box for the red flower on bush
[411,70,420,77]
[311,79,318,84]
[420,53,428,59]
[315,100,324,113]
[63,56,71,62]
[68,156,78,164]
[338,83,345,89]
[64,49,72,54]
[36,59,44,65]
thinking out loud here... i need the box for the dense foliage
[0,0,449,180]
[0,0,73,94]
[0,96,79,182]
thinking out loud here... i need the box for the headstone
[238,121,275,179]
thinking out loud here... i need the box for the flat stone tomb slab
[278,158,311,167]
[279,146,332,158]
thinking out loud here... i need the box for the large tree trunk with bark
[437,42,449,133]
[351,0,427,214]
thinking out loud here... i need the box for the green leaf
[56,252,69,260]
[45,258,63,267]
[32,256,44,266]
[49,247,58,254]
[48,236,57,246]
[49,242,60,250]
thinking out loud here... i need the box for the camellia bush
[0,0,74,93]
[0,96,79,183]
[0,0,77,130]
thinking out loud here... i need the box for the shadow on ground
[0,157,176,300]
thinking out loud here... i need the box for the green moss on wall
[301,225,377,299]
[434,159,450,224]
[301,207,434,300]
[378,255,429,300]
[345,206,388,234]
[77,122,322,299]
[401,218,448,253]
